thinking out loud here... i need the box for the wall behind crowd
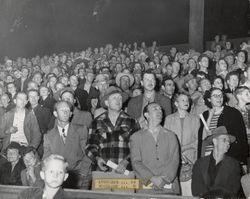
[0,0,189,59]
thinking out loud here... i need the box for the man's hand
[26,167,36,183]
[96,157,108,171]
[151,176,164,189]
[115,160,128,174]
[6,126,18,134]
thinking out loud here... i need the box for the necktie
[62,128,66,143]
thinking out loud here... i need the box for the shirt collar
[57,124,69,137]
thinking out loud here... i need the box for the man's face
[238,52,246,63]
[54,102,72,122]
[40,87,49,97]
[215,135,230,154]
[238,89,250,104]
[15,93,28,108]
[23,151,37,168]
[146,103,162,124]
[32,74,42,85]
[7,148,20,163]
[1,94,10,106]
[163,80,175,96]
[28,91,39,107]
[61,92,74,105]
[199,79,211,93]
[176,94,189,111]
[225,55,234,66]
[200,57,209,68]
[227,75,239,90]
[69,76,79,87]
[86,72,94,83]
[213,78,223,90]
[172,62,180,74]
[142,73,156,91]
[41,159,68,189]
[49,77,57,88]
[21,68,29,78]
[106,93,122,111]
[187,79,198,91]
[120,76,130,91]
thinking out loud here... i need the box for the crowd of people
[0,36,250,198]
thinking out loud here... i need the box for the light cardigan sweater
[130,126,180,194]
[164,112,200,163]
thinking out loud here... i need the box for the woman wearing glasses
[197,87,248,166]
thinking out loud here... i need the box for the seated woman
[21,146,43,187]
[0,142,25,185]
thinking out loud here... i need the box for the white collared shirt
[57,124,69,138]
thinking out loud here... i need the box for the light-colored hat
[100,86,129,108]
[115,72,134,87]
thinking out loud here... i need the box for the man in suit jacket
[127,69,171,126]
[28,89,52,157]
[192,126,241,197]
[43,101,91,189]
[0,92,41,153]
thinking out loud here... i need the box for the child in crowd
[19,154,69,199]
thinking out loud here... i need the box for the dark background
[0,0,248,59]
[0,0,190,59]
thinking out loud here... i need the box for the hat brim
[206,133,236,145]
[100,91,129,109]
[115,73,134,87]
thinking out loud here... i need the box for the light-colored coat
[0,108,41,152]
[164,112,200,163]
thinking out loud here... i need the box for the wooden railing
[0,185,198,199]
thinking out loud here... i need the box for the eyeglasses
[211,94,223,98]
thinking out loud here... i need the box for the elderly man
[86,86,139,173]
[130,102,180,194]
[43,101,91,189]
[0,92,41,152]
[192,126,241,198]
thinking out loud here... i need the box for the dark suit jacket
[0,108,41,152]
[0,159,25,185]
[39,96,56,113]
[32,105,52,134]
[15,78,29,92]
[198,105,249,164]
[43,122,91,176]
[127,92,172,120]
[192,154,241,197]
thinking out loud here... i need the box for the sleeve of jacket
[191,160,207,196]
[43,134,52,159]
[79,126,92,175]
[0,113,8,138]
[130,132,154,184]
[28,112,41,149]
[159,132,179,183]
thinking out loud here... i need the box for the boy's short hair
[53,100,73,112]
[235,86,250,98]
[225,71,239,82]
[42,154,68,172]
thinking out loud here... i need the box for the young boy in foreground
[18,154,69,199]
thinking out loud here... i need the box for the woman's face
[210,89,223,108]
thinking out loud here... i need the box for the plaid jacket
[86,111,139,169]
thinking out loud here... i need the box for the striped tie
[62,128,66,143]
